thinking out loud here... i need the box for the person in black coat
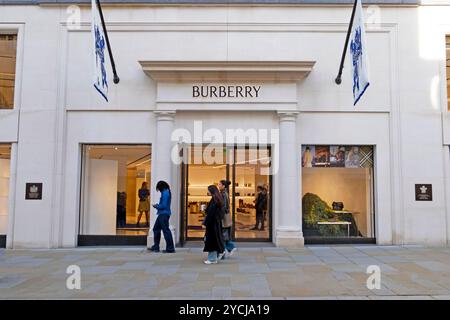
[203,185,225,264]
[252,185,268,231]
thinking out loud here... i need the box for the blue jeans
[207,251,218,262]
[225,240,236,252]
[223,228,235,252]
[152,214,175,252]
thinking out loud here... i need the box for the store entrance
[180,145,272,244]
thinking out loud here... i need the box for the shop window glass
[80,145,151,236]
[0,144,11,235]
[0,34,17,109]
[301,145,375,239]
[447,35,450,111]
[233,147,271,240]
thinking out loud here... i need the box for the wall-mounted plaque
[415,184,432,201]
[25,183,43,200]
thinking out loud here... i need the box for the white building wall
[0,7,62,248]
[396,5,449,245]
[0,3,449,247]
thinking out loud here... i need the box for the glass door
[185,145,229,240]
[232,146,272,241]
[181,145,272,242]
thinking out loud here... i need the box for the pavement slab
[0,245,450,299]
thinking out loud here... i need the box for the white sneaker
[217,252,225,260]
[204,260,218,265]
[228,248,237,257]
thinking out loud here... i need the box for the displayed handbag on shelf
[332,201,344,211]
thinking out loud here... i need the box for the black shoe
[148,246,160,252]
[250,227,259,230]
[162,250,175,254]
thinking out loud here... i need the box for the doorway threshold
[182,241,275,248]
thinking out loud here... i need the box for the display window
[301,145,375,240]
[0,144,11,240]
[446,35,450,111]
[79,145,151,236]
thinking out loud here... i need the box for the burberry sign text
[192,85,261,98]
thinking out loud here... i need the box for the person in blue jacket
[149,180,175,253]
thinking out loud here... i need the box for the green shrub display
[302,193,358,237]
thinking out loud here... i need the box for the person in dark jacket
[252,185,268,231]
[203,185,225,264]
[149,180,175,253]
[116,191,127,228]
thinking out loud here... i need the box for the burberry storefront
[1,1,449,249]
[73,59,386,247]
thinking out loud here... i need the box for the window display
[80,145,151,236]
[447,35,450,111]
[0,144,11,235]
[302,145,375,239]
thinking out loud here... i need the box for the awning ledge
[138,60,316,82]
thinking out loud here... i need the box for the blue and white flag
[349,0,370,106]
[92,0,109,102]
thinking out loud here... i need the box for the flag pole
[335,0,358,85]
[96,0,120,84]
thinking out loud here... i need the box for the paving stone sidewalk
[1,245,450,300]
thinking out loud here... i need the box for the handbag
[332,202,344,211]
[222,211,232,228]
[222,228,230,241]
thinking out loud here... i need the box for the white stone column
[275,111,304,247]
[147,111,176,249]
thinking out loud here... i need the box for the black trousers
[255,210,265,229]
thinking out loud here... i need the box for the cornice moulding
[139,60,316,82]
